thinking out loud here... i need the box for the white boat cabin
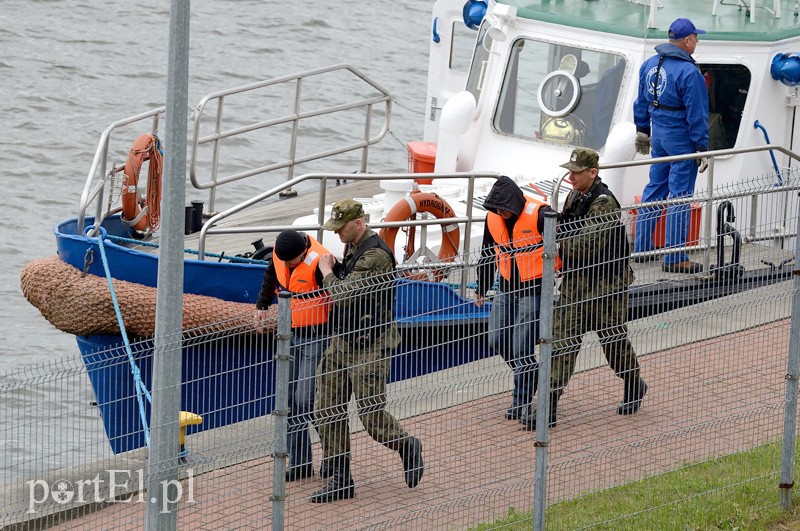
[424,0,800,214]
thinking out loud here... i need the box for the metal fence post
[272,291,292,529]
[144,0,190,528]
[779,210,800,510]
[533,211,558,531]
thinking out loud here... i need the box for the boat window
[699,64,751,149]
[493,38,626,149]
[465,23,493,103]
[450,21,479,73]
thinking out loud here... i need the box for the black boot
[617,377,647,415]
[319,457,333,479]
[310,457,355,503]
[521,394,558,430]
[399,436,424,488]
[285,462,313,482]
[507,361,539,420]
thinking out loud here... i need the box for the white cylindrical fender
[601,121,637,202]
[434,91,477,174]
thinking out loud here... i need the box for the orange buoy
[379,190,460,282]
[121,133,163,232]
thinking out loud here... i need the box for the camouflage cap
[560,148,599,172]
[322,199,366,231]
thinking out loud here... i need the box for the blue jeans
[488,289,541,408]
[634,136,698,265]
[287,332,327,469]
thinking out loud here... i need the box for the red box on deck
[630,195,702,248]
[407,141,437,185]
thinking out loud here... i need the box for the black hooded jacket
[475,176,555,296]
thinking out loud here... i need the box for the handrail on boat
[199,142,800,281]
[552,143,800,271]
[78,65,391,237]
[188,64,392,213]
[196,171,500,259]
[196,170,496,297]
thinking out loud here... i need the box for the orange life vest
[487,197,560,282]
[272,236,331,328]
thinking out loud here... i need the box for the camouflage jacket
[559,177,633,291]
[323,229,400,349]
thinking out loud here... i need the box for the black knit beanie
[274,230,308,261]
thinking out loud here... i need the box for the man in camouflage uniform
[311,199,423,503]
[538,148,647,428]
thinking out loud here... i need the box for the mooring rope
[87,226,152,447]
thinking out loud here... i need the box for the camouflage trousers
[315,337,408,460]
[551,275,640,398]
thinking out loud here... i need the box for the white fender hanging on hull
[434,91,477,174]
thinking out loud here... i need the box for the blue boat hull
[78,324,491,454]
[79,333,275,454]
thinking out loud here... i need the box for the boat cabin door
[424,0,486,141]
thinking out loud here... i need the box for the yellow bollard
[178,411,203,457]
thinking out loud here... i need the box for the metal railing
[187,64,392,213]
[195,170,499,297]
[196,171,498,258]
[553,143,800,271]
[198,144,800,270]
[75,64,391,235]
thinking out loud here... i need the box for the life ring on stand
[379,190,460,282]
[121,132,163,233]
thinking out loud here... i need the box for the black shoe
[319,457,333,479]
[520,398,557,430]
[505,405,524,420]
[310,458,355,503]
[618,378,648,415]
[632,254,658,263]
[285,463,313,482]
[662,260,703,274]
[310,476,355,503]
[400,436,424,488]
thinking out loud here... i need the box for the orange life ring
[121,133,163,233]
[379,190,460,282]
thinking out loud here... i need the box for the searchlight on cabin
[771,53,800,86]
[462,0,488,30]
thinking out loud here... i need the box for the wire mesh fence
[2,171,799,529]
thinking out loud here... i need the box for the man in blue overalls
[633,18,709,274]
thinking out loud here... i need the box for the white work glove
[697,157,708,173]
[635,132,651,156]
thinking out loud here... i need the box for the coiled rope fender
[20,256,268,337]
